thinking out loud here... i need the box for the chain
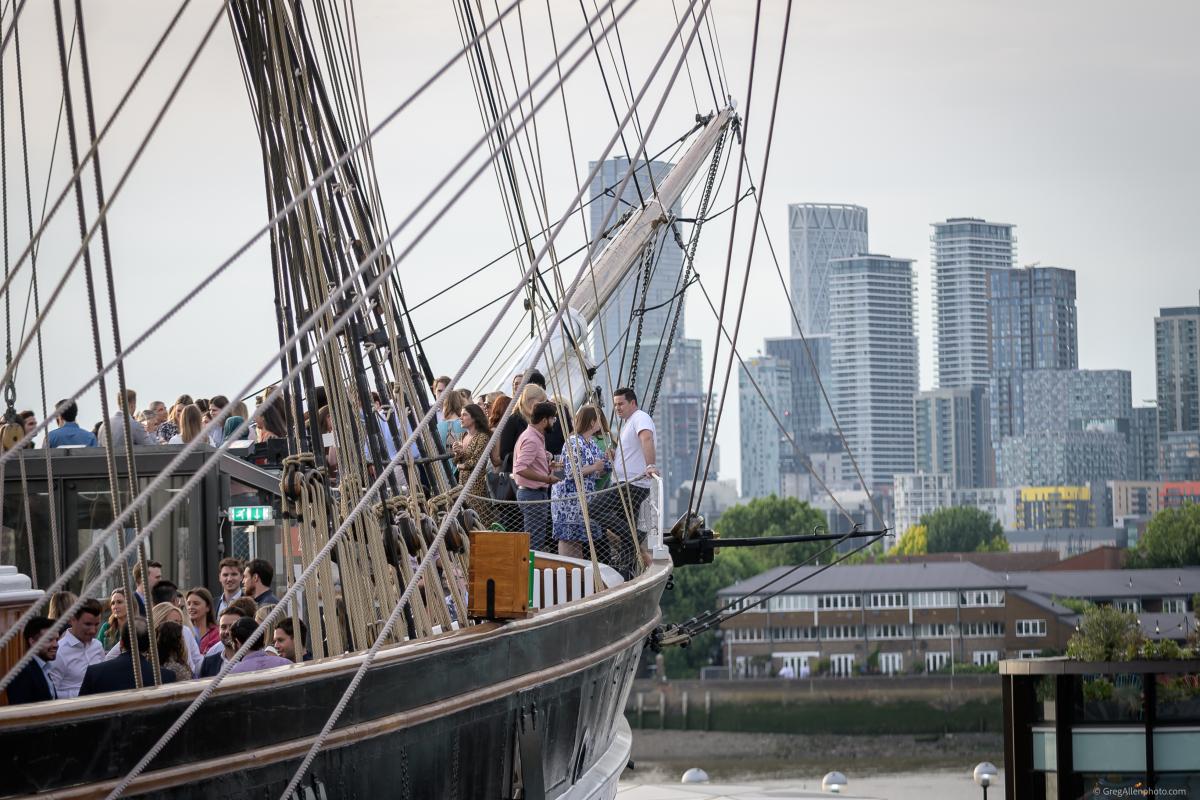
[647,122,728,414]
[625,237,657,392]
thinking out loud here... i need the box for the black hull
[0,564,669,799]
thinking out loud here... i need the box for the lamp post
[973,761,998,799]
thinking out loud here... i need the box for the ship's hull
[0,563,668,799]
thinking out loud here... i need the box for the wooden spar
[506,106,734,401]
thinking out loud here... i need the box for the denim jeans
[516,486,552,552]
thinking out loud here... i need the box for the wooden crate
[467,531,530,620]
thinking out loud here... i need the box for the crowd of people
[5,557,307,705]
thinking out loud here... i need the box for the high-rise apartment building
[739,355,792,498]
[829,255,918,486]
[589,158,685,400]
[932,218,1015,389]
[787,204,868,336]
[989,266,1078,440]
[1130,406,1161,482]
[1154,300,1200,440]
[994,369,1134,486]
[764,334,834,445]
[914,386,992,489]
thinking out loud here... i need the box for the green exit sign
[229,505,274,524]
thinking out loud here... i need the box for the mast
[507,106,735,404]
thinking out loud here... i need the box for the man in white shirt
[603,387,658,574]
[48,598,106,698]
[215,557,244,616]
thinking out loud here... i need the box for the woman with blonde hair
[152,602,202,673]
[168,404,204,444]
[495,383,547,470]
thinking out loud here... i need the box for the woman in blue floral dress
[552,405,610,558]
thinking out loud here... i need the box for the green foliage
[660,495,827,677]
[1066,604,1144,661]
[1128,504,1200,568]
[892,524,927,556]
[1082,676,1114,702]
[1053,595,1094,614]
[1136,638,1193,660]
[934,661,999,675]
[921,506,1007,553]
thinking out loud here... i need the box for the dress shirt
[34,655,58,699]
[512,425,550,489]
[47,631,105,698]
[216,589,243,616]
[46,421,98,448]
[100,412,157,449]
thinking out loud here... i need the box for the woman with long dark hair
[452,403,495,528]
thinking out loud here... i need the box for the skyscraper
[932,218,1015,389]
[914,386,992,489]
[589,158,685,401]
[829,254,918,486]
[739,355,792,498]
[788,204,868,336]
[989,266,1078,440]
[1130,405,1161,481]
[1154,300,1200,440]
[764,334,834,446]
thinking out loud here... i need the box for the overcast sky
[10,0,1199,492]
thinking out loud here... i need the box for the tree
[892,524,927,556]
[1129,505,1200,568]
[1066,604,1144,661]
[921,506,1007,553]
[659,495,827,677]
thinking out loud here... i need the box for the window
[1018,649,1040,659]
[926,651,950,671]
[1016,619,1047,637]
[871,624,909,639]
[972,650,999,666]
[961,621,1005,638]
[817,594,862,610]
[820,625,862,640]
[915,623,952,638]
[867,592,907,609]
[911,590,957,608]
[960,589,1005,607]
[1114,599,1141,613]
[1161,597,1186,614]
[771,626,819,641]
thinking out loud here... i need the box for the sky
[7,0,1200,492]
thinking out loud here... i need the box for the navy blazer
[5,659,55,705]
[197,651,225,678]
[79,652,177,695]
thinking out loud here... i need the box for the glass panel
[1078,673,1145,722]
[1155,773,1200,795]
[1156,673,1200,722]
[1079,773,1149,796]
[1154,730,1200,772]
[1072,730,1147,772]
[1,475,52,585]
[1032,728,1057,771]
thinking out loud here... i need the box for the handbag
[488,453,518,503]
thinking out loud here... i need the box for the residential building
[914,386,992,488]
[1160,480,1200,510]
[787,204,868,336]
[739,355,792,499]
[1130,405,1161,481]
[1161,431,1200,481]
[1006,527,1127,556]
[1108,480,1164,523]
[892,472,954,533]
[829,255,918,486]
[1154,299,1200,440]
[932,218,1015,390]
[589,157,684,401]
[765,334,834,447]
[1014,485,1109,530]
[718,564,1200,678]
[952,486,1020,530]
[995,370,1134,487]
[989,266,1078,441]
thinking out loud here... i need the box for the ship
[0,2,744,797]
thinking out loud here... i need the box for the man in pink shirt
[513,401,561,550]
